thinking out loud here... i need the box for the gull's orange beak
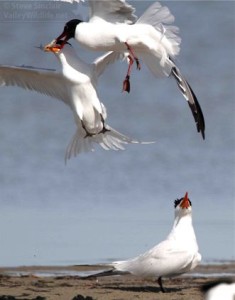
[43,40,61,53]
[180,192,190,209]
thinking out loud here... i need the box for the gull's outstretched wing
[170,63,205,139]
[88,0,137,24]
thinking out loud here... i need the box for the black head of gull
[56,19,82,46]
[56,40,72,47]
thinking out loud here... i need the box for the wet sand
[0,263,234,300]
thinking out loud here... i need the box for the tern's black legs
[81,115,110,138]
[158,277,166,293]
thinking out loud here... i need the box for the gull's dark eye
[174,198,182,208]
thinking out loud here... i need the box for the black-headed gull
[85,192,201,293]
[0,41,139,161]
[50,1,205,139]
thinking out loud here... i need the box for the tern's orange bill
[43,40,61,53]
[180,192,190,209]
[44,45,61,53]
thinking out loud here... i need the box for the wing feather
[0,65,70,105]
[88,0,137,24]
[136,2,181,57]
[121,240,197,277]
[93,51,124,77]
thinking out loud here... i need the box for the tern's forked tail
[64,125,141,163]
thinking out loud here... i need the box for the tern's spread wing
[88,0,137,24]
[0,65,70,105]
[93,51,124,77]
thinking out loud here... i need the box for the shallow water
[0,1,234,267]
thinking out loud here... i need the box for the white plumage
[204,283,235,300]
[52,1,205,139]
[0,43,139,161]
[86,192,201,293]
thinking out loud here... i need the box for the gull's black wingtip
[187,82,206,140]
[170,62,205,140]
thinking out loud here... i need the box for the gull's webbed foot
[122,75,130,93]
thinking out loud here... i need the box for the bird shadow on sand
[102,284,185,294]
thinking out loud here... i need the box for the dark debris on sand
[0,295,94,300]
[0,296,46,300]
[72,295,95,300]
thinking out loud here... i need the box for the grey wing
[0,65,70,105]
[88,0,137,24]
[137,2,175,28]
[93,51,125,77]
[136,2,181,52]
[134,241,197,276]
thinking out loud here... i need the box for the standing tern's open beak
[180,192,190,209]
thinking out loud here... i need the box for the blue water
[0,1,234,267]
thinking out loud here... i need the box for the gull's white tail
[136,2,181,58]
[65,125,139,162]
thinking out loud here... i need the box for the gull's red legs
[123,55,134,93]
[125,42,141,70]
[123,43,141,93]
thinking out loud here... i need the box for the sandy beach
[0,263,234,300]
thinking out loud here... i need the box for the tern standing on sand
[86,192,201,293]
[50,1,205,139]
